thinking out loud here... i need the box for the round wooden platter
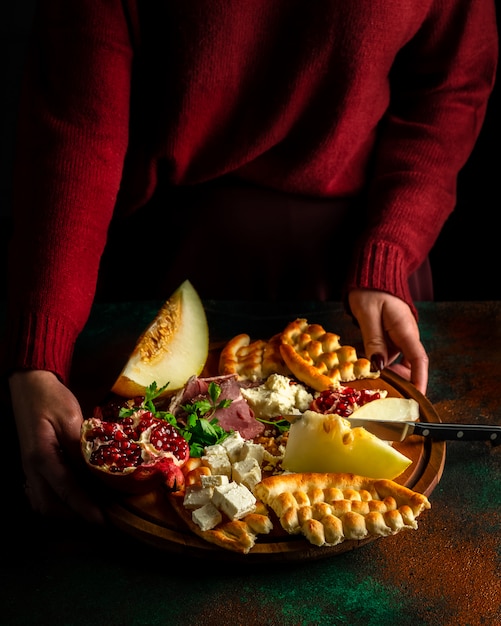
[105,370,445,562]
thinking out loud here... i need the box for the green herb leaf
[181,382,233,422]
[118,381,171,419]
[255,416,291,434]
[208,382,221,403]
[143,381,170,412]
[118,381,234,458]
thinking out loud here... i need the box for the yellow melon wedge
[282,410,412,480]
[111,280,209,398]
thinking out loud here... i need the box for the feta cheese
[241,373,313,418]
[232,457,262,492]
[202,446,232,477]
[192,502,222,531]
[220,431,245,463]
[203,443,227,456]
[212,482,256,520]
[239,441,265,465]
[201,474,229,488]
[183,485,214,510]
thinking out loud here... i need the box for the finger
[387,362,411,383]
[390,352,428,395]
[407,354,429,395]
[353,313,389,370]
[22,470,70,518]
[36,447,105,525]
[53,473,105,525]
[24,477,77,520]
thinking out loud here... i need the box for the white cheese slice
[202,448,232,477]
[221,431,245,463]
[192,502,222,531]
[212,482,256,520]
[239,441,265,465]
[201,474,229,488]
[232,457,262,492]
[183,485,214,510]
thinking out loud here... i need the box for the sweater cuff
[3,311,77,384]
[344,241,417,319]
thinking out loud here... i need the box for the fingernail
[370,353,385,372]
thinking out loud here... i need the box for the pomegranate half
[81,402,190,494]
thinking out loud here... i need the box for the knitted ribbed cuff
[4,311,77,384]
[344,240,417,318]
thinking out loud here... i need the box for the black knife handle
[414,422,501,446]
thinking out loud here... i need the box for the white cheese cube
[192,502,222,531]
[182,485,214,510]
[239,442,265,465]
[201,449,232,477]
[221,431,245,463]
[203,444,227,456]
[200,474,229,488]
[232,457,262,492]
[212,482,256,520]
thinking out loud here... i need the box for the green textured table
[2,301,501,626]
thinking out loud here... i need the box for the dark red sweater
[6,0,498,383]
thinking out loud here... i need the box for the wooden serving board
[104,369,446,562]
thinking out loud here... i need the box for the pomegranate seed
[310,385,382,416]
[150,424,189,459]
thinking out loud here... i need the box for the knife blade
[347,418,501,446]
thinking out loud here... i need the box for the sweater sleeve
[6,0,133,383]
[345,0,498,314]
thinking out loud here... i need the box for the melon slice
[111,280,209,398]
[282,410,412,480]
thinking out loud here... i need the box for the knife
[347,418,501,446]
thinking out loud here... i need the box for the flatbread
[218,319,379,391]
[169,461,430,553]
[254,472,430,547]
[280,319,379,391]
[219,333,290,381]
[168,459,273,554]
[169,493,272,554]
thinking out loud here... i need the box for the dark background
[1,2,500,301]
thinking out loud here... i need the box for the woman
[5,0,498,522]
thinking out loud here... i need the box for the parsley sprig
[118,381,232,457]
[179,382,232,457]
[255,416,291,434]
[118,381,171,420]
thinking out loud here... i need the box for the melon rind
[111,280,209,397]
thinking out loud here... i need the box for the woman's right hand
[348,289,429,395]
[9,369,104,524]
